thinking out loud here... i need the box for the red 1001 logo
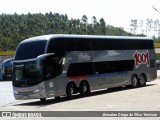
[133,51,150,68]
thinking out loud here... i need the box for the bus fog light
[33,86,44,94]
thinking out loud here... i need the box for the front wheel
[131,75,139,88]
[79,81,90,96]
[139,74,146,87]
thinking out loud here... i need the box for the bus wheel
[55,96,60,100]
[139,74,146,87]
[131,75,138,88]
[66,83,74,99]
[79,81,90,96]
[40,98,46,102]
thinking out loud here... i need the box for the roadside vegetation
[0,12,144,51]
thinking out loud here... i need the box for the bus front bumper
[13,83,47,100]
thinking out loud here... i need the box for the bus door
[53,57,67,96]
[43,54,66,97]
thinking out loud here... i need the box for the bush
[156,53,160,60]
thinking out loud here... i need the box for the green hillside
[0,12,142,51]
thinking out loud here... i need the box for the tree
[100,18,105,27]
[99,18,106,34]
[81,15,88,24]
[92,16,97,25]
[0,12,136,51]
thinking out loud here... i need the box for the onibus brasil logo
[133,51,150,68]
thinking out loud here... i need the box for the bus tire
[66,83,74,99]
[55,96,60,100]
[79,81,90,96]
[139,74,146,87]
[131,75,139,88]
[40,98,46,102]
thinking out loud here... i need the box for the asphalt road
[0,81,14,107]
[1,80,160,111]
[0,73,160,120]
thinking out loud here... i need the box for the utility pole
[152,6,160,38]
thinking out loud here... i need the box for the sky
[0,0,160,31]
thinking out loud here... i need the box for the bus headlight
[13,90,18,95]
[33,86,44,94]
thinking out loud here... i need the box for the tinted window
[67,60,134,77]
[47,39,65,53]
[91,39,154,50]
[13,61,42,87]
[15,40,47,60]
[65,38,92,51]
[48,37,154,52]
[95,60,134,74]
[47,38,92,52]
[124,40,154,50]
[67,62,95,77]
[42,55,63,79]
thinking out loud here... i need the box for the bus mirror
[37,53,55,60]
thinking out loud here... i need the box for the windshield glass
[15,40,47,60]
[13,61,43,87]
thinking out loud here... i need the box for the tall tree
[81,15,88,24]
[0,12,136,51]
[92,16,98,25]
[130,19,138,35]
[99,18,106,34]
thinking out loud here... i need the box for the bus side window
[43,55,64,79]
[43,56,54,79]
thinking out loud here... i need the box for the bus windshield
[15,40,47,60]
[13,61,42,87]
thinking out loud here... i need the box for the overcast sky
[0,0,160,31]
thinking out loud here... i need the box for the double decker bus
[12,34,157,102]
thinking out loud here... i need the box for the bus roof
[21,34,153,43]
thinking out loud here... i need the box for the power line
[152,6,160,14]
